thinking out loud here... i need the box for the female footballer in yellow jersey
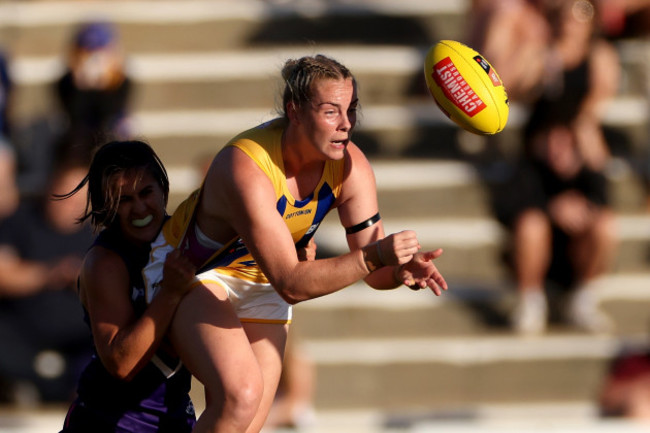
[148,117,344,287]
[143,54,448,433]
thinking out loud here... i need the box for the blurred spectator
[595,0,650,210]
[265,333,317,430]
[54,20,133,163]
[478,0,622,334]
[0,49,12,140]
[502,118,618,335]
[469,0,620,169]
[0,50,18,220]
[0,155,94,404]
[598,0,650,39]
[538,0,621,172]
[599,346,650,420]
[264,239,318,431]
[468,0,552,105]
[0,140,19,220]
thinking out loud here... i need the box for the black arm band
[345,212,381,235]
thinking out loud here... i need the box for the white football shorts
[142,231,292,324]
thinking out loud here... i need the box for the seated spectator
[0,49,18,220]
[501,118,618,335]
[467,0,552,105]
[540,0,621,172]
[0,139,18,220]
[265,239,318,431]
[265,333,317,430]
[0,156,94,403]
[54,20,133,162]
[0,48,11,140]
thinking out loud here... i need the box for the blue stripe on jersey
[295,182,335,249]
[198,181,337,271]
[277,195,287,215]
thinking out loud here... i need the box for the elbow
[274,282,306,305]
[278,289,303,305]
[106,363,136,382]
[101,355,140,382]
[109,365,139,382]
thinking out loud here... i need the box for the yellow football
[424,40,509,135]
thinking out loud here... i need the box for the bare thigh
[169,282,261,399]
[242,322,288,432]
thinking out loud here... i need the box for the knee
[593,210,617,241]
[515,209,550,241]
[222,373,264,429]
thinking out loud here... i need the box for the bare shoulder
[202,145,262,211]
[79,245,129,306]
[337,141,378,206]
[200,144,276,241]
[344,141,374,178]
[207,145,264,188]
[82,246,128,284]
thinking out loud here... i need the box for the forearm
[274,248,372,304]
[100,290,184,380]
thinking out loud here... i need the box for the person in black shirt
[502,117,617,335]
[0,158,95,403]
[55,21,133,162]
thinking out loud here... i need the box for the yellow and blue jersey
[163,118,345,283]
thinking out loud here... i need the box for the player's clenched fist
[376,230,421,266]
[160,249,196,297]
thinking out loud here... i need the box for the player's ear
[286,102,300,123]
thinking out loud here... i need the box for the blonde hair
[281,54,355,118]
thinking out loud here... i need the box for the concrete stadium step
[167,159,499,218]
[4,0,649,97]
[0,0,469,56]
[172,276,650,415]
[165,155,647,220]
[163,157,650,283]
[616,38,650,96]
[304,334,643,411]
[5,403,650,433]
[4,2,650,169]
[307,340,627,411]
[313,213,650,281]
[10,48,650,144]
[292,274,650,340]
[9,46,435,119]
[288,277,650,411]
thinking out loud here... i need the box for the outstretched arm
[337,144,448,294]
[201,145,423,304]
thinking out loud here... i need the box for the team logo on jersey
[285,208,313,220]
[304,223,319,236]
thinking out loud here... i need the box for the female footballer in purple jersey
[59,141,197,432]
[143,54,449,433]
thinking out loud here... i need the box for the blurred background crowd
[1,0,650,431]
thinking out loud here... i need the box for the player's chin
[329,140,348,156]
